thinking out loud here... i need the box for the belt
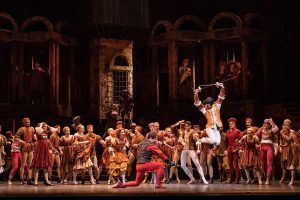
[261,139,273,144]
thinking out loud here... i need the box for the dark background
[0,0,299,130]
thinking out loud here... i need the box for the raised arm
[168,120,185,129]
[238,135,247,143]
[194,89,204,110]
[256,127,263,138]
[269,119,279,133]
[96,135,106,147]
[216,82,225,104]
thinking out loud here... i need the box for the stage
[1,180,300,199]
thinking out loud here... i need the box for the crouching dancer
[112,132,175,188]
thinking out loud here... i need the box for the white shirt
[200,103,221,129]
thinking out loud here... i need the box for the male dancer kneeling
[112,132,175,188]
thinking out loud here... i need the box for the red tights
[126,161,164,187]
[9,152,28,177]
[228,152,239,181]
[261,144,273,177]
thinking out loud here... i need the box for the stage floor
[1,180,300,198]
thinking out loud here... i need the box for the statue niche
[216,60,242,100]
[216,61,227,82]
[178,58,193,102]
[29,60,50,104]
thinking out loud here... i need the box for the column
[209,42,216,96]
[49,41,56,103]
[10,42,18,102]
[241,40,248,99]
[168,40,178,103]
[17,44,24,102]
[89,40,100,114]
[261,42,269,102]
[55,42,60,104]
[151,46,158,106]
[89,46,96,105]
[69,47,74,108]
[203,41,210,84]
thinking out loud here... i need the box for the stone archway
[110,53,131,68]
[174,15,206,31]
[208,12,242,31]
[54,21,74,35]
[0,12,18,32]
[21,16,54,32]
[243,13,266,30]
[151,20,173,37]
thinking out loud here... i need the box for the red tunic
[225,128,241,153]
[31,132,52,169]
[240,136,261,167]
[146,144,167,161]
[152,131,165,163]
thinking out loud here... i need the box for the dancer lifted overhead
[194,82,225,146]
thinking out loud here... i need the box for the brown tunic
[162,135,175,160]
[129,133,144,157]
[179,130,196,150]
[290,131,300,170]
[108,138,129,176]
[49,133,60,155]
[280,130,292,169]
[73,133,93,170]
[16,126,35,152]
[240,135,261,168]
[86,133,103,157]
[60,135,74,173]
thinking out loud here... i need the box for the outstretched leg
[180,150,195,184]
[190,150,208,184]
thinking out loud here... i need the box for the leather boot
[20,179,26,185]
[225,171,232,184]
[234,174,240,184]
[251,176,258,184]
[218,169,223,182]
[57,177,62,183]
[112,181,126,188]
[165,177,174,184]
[27,179,34,185]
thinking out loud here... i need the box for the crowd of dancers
[0,83,299,188]
[0,116,300,187]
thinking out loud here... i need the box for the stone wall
[90,38,133,120]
